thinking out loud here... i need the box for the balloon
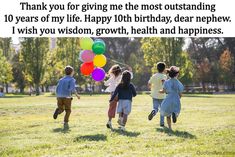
[79,51,84,62]
[92,68,106,81]
[80,37,93,50]
[81,50,95,63]
[80,62,94,76]
[93,55,107,68]
[92,39,106,54]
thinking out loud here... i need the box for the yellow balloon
[93,55,107,67]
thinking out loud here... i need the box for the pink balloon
[81,50,95,63]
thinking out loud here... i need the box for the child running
[104,65,122,129]
[110,71,137,131]
[160,66,184,130]
[53,65,80,129]
[148,62,167,127]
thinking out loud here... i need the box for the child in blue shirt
[110,70,137,131]
[160,66,184,130]
[53,66,80,129]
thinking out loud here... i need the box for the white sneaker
[120,125,126,131]
[64,122,69,129]
[106,121,112,129]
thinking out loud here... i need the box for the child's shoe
[64,122,69,129]
[53,108,59,119]
[160,123,165,127]
[106,121,112,129]
[148,110,156,120]
[172,112,177,123]
[120,125,126,132]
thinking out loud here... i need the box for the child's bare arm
[179,93,182,98]
[159,89,166,93]
[75,92,80,99]
[148,83,151,90]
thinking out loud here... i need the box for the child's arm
[148,83,151,90]
[131,84,137,97]
[69,79,80,100]
[104,76,114,86]
[159,89,166,93]
[74,91,80,99]
[179,93,182,98]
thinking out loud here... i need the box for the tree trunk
[46,85,50,92]
[202,81,206,93]
[5,83,9,93]
[41,85,45,92]
[35,84,40,96]
[20,87,24,94]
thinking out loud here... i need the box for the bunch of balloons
[79,38,107,82]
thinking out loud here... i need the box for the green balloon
[80,37,93,50]
[92,39,106,54]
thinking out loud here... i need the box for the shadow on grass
[111,128,140,137]
[1,95,26,98]
[74,134,107,142]
[52,127,70,134]
[156,127,196,139]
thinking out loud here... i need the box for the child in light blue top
[160,66,184,130]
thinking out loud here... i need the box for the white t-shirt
[149,73,167,99]
[104,74,122,93]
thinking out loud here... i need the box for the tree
[102,38,150,89]
[20,38,49,95]
[219,49,234,89]
[0,50,13,90]
[11,52,26,93]
[141,37,193,85]
[0,37,12,59]
[42,49,64,92]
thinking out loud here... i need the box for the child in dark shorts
[53,65,80,129]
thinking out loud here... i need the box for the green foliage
[11,52,26,93]
[141,37,193,84]
[0,37,13,59]
[42,49,64,87]
[20,38,49,95]
[0,50,13,84]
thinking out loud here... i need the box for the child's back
[56,76,76,98]
[164,78,184,97]
[149,73,167,99]
[110,83,136,101]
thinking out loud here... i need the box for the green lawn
[0,94,235,157]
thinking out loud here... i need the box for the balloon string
[106,57,130,67]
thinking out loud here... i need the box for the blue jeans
[153,98,164,125]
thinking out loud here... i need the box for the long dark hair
[119,70,131,88]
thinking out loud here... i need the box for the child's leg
[167,116,172,130]
[53,98,64,119]
[64,98,72,123]
[122,100,131,126]
[158,99,165,126]
[122,114,128,126]
[108,100,117,121]
[148,98,158,120]
[107,95,118,122]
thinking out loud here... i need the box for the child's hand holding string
[159,89,165,94]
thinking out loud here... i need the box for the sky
[12,37,20,44]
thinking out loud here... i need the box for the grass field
[0,94,235,157]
